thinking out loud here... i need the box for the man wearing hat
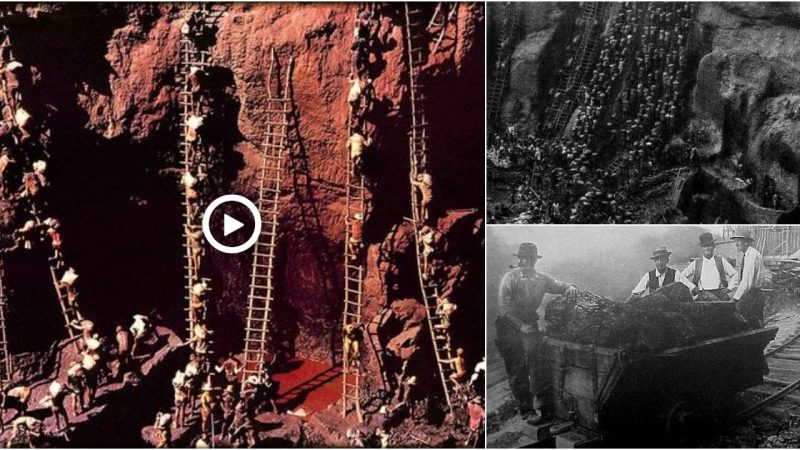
[681,232,739,301]
[630,246,695,297]
[496,242,578,423]
[731,228,765,328]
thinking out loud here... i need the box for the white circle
[202,194,262,254]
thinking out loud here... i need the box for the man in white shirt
[731,228,764,328]
[630,246,695,299]
[681,232,739,301]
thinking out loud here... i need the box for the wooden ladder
[341,162,367,419]
[341,4,374,414]
[365,307,392,391]
[47,265,83,340]
[2,27,85,343]
[177,9,217,351]
[0,25,15,126]
[486,3,520,123]
[404,4,455,411]
[201,3,229,28]
[542,2,607,136]
[0,259,13,383]
[426,2,458,55]
[242,50,293,378]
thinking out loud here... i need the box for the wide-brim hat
[513,243,542,259]
[731,228,754,242]
[698,232,716,247]
[650,246,672,260]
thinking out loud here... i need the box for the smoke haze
[486,225,725,370]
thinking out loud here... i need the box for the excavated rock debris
[545,284,751,351]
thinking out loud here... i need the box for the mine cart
[544,326,778,444]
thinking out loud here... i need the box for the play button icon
[223,214,244,236]
[202,194,262,254]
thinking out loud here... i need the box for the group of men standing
[630,229,764,327]
[495,228,766,424]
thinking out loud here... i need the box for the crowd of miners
[156,352,281,448]
[151,8,225,448]
[341,5,485,448]
[489,2,697,224]
[0,29,163,447]
[488,134,637,223]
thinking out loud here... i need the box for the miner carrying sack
[496,243,578,424]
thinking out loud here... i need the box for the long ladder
[0,260,12,382]
[178,7,214,348]
[242,50,293,378]
[341,140,367,420]
[0,29,85,340]
[404,4,456,411]
[486,3,520,124]
[341,4,373,417]
[542,2,606,136]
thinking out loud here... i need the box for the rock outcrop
[0,1,484,405]
[689,2,800,210]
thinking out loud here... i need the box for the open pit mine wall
[0,2,485,374]
[492,2,800,211]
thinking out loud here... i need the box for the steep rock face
[488,3,573,134]
[690,2,800,209]
[0,2,484,388]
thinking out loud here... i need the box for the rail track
[735,321,800,422]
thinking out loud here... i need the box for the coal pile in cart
[545,283,753,351]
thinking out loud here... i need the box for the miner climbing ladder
[31,207,85,340]
[340,139,368,420]
[0,27,85,341]
[242,50,293,378]
[0,259,12,383]
[404,3,456,411]
[341,5,374,417]
[543,2,607,136]
[178,5,216,348]
[47,263,83,341]
[487,3,520,124]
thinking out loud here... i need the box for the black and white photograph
[487,2,800,225]
[487,225,800,447]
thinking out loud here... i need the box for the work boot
[525,409,552,425]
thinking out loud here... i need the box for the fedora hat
[514,243,542,259]
[731,228,754,242]
[650,246,672,260]
[698,232,716,247]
